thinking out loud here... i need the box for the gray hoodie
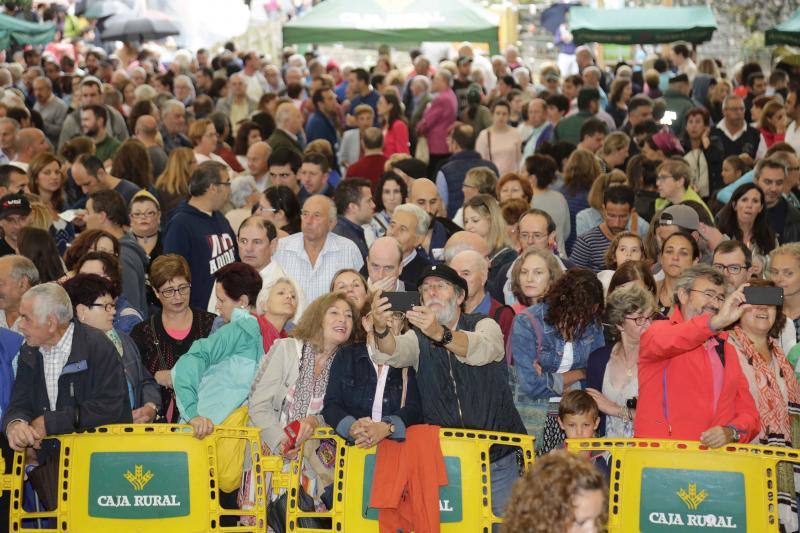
[119,233,150,318]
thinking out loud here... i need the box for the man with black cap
[662,73,695,136]
[0,193,31,256]
[370,264,526,529]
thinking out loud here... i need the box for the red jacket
[347,153,387,191]
[383,119,410,158]
[370,424,447,533]
[634,307,760,443]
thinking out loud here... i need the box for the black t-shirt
[767,197,789,240]
[0,238,14,257]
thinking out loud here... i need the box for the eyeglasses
[216,181,231,188]
[656,174,674,182]
[130,210,159,219]
[713,263,748,275]
[789,166,800,172]
[160,284,191,298]
[420,281,451,294]
[89,302,116,313]
[689,289,725,304]
[519,231,548,242]
[625,313,657,326]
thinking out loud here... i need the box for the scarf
[734,327,800,445]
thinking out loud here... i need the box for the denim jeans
[490,450,521,532]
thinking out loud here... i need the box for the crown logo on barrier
[677,483,707,510]
[124,465,154,491]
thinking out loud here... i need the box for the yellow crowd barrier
[568,438,800,532]
[270,427,536,532]
[0,424,535,532]
[1,424,267,532]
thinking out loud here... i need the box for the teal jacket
[172,309,264,424]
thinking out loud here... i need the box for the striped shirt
[569,227,611,273]
[273,232,364,302]
[41,323,75,411]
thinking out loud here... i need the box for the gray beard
[431,299,458,326]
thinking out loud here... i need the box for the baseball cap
[417,264,469,299]
[658,204,699,231]
[0,193,31,220]
[669,73,689,84]
[457,55,473,67]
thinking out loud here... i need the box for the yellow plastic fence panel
[270,427,536,532]
[0,424,269,533]
[567,438,800,533]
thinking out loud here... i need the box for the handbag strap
[400,368,408,408]
[487,130,493,162]
[151,315,168,371]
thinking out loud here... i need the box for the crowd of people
[1,34,800,532]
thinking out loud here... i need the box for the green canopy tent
[569,6,717,45]
[766,10,800,46]
[0,13,57,50]
[283,0,500,54]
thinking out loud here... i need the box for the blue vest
[438,151,498,218]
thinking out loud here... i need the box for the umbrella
[84,0,134,20]
[540,2,579,36]
[100,11,180,42]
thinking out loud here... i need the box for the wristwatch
[725,425,741,443]
[381,417,396,435]
[145,402,160,417]
[435,326,453,346]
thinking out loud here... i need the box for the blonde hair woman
[154,147,195,215]
[463,194,518,296]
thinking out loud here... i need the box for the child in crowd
[557,390,610,476]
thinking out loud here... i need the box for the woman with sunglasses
[586,284,657,438]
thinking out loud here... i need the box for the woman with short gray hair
[225,175,261,232]
[587,283,657,438]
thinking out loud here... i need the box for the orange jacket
[369,424,447,533]
[634,307,760,443]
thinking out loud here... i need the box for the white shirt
[370,345,391,421]
[195,152,232,169]
[786,121,800,156]
[41,323,75,411]
[557,341,574,374]
[273,232,364,302]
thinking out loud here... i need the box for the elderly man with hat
[0,193,31,256]
[371,264,526,527]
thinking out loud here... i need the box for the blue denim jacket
[509,302,604,401]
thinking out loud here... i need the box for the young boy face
[558,412,600,440]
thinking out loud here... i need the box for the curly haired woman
[509,268,605,453]
[503,449,607,533]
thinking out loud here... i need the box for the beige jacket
[247,337,326,452]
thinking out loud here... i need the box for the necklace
[614,342,637,377]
